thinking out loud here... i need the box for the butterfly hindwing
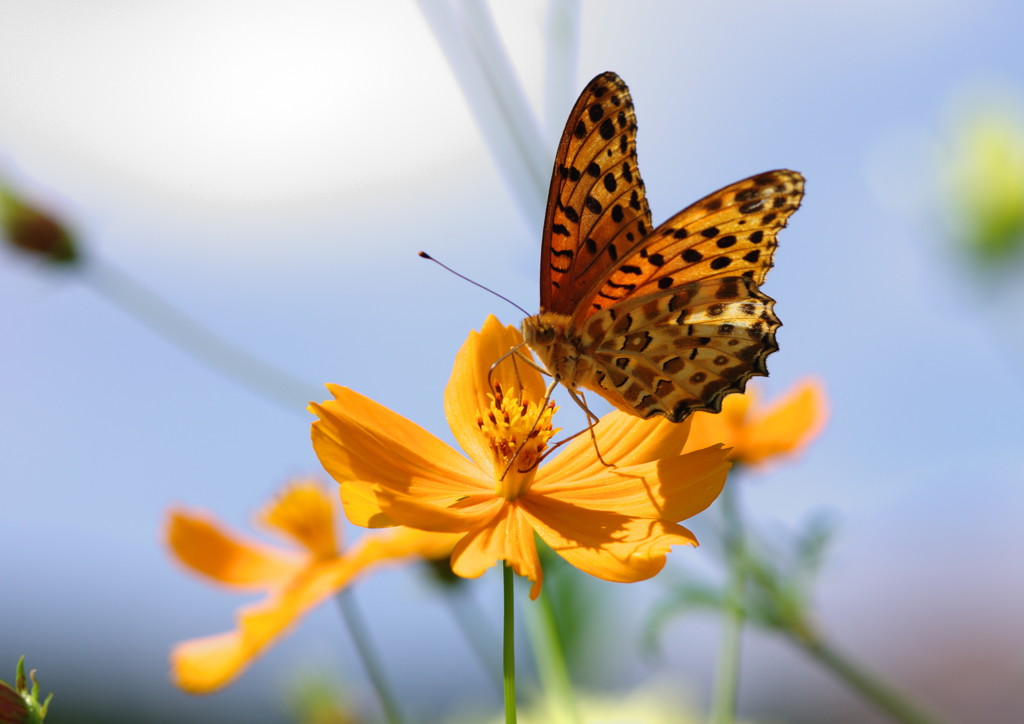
[541,72,653,315]
[576,277,779,421]
[574,170,804,324]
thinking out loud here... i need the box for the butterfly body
[523,71,804,422]
[521,311,595,406]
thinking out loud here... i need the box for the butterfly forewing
[575,170,804,321]
[541,71,653,315]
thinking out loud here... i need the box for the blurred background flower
[682,379,827,469]
[937,88,1024,273]
[166,480,456,694]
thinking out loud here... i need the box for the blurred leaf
[645,512,838,651]
[641,577,725,658]
[793,511,839,580]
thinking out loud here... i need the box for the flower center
[476,382,559,500]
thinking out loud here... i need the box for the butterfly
[521,72,804,422]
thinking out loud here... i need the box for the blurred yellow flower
[166,480,458,694]
[682,379,827,467]
[311,316,730,599]
[939,99,1024,267]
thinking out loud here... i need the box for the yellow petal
[683,390,754,453]
[532,445,730,522]
[170,524,457,695]
[523,504,698,584]
[743,379,828,465]
[339,481,396,528]
[165,509,304,589]
[684,379,827,467]
[721,386,756,428]
[310,385,490,523]
[444,315,546,473]
[170,558,353,693]
[538,412,692,483]
[259,480,338,559]
[345,526,461,567]
[374,485,504,532]
[450,503,544,599]
[170,630,243,694]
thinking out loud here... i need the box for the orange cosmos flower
[166,479,458,694]
[682,379,828,467]
[310,316,731,600]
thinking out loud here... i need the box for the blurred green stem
[794,631,955,724]
[527,586,582,724]
[709,481,747,724]
[81,257,318,414]
[442,585,503,690]
[416,0,548,226]
[335,590,406,724]
[504,563,518,724]
[544,0,580,138]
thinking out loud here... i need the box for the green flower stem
[793,632,955,724]
[335,590,406,724]
[81,257,318,414]
[709,481,748,724]
[526,587,582,724]
[503,563,518,724]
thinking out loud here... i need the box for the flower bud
[1,189,78,266]
[0,657,51,724]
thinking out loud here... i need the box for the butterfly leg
[564,387,614,468]
[503,348,614,469]
[509,345,555,378]
[487,345,561,479]
[491,346,612,471]
[567,387,602,428]
[505,350,607,470]
[486,344,522,393]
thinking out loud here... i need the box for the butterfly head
[521,314,557,347]
[521,312,580,384]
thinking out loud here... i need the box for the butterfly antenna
[419,251,531,317]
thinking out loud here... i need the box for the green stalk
[335,590,406,724]
[527,587,582,724]
[503,563,518,724]
[795,633,955,724]
[414,0,548,226]
[82,257,318,414]
[709,481,747,724]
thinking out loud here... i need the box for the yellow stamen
[478,386,559,499]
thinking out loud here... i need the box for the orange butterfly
[521,72,804,422]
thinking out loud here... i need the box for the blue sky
[2,2,1023,722]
